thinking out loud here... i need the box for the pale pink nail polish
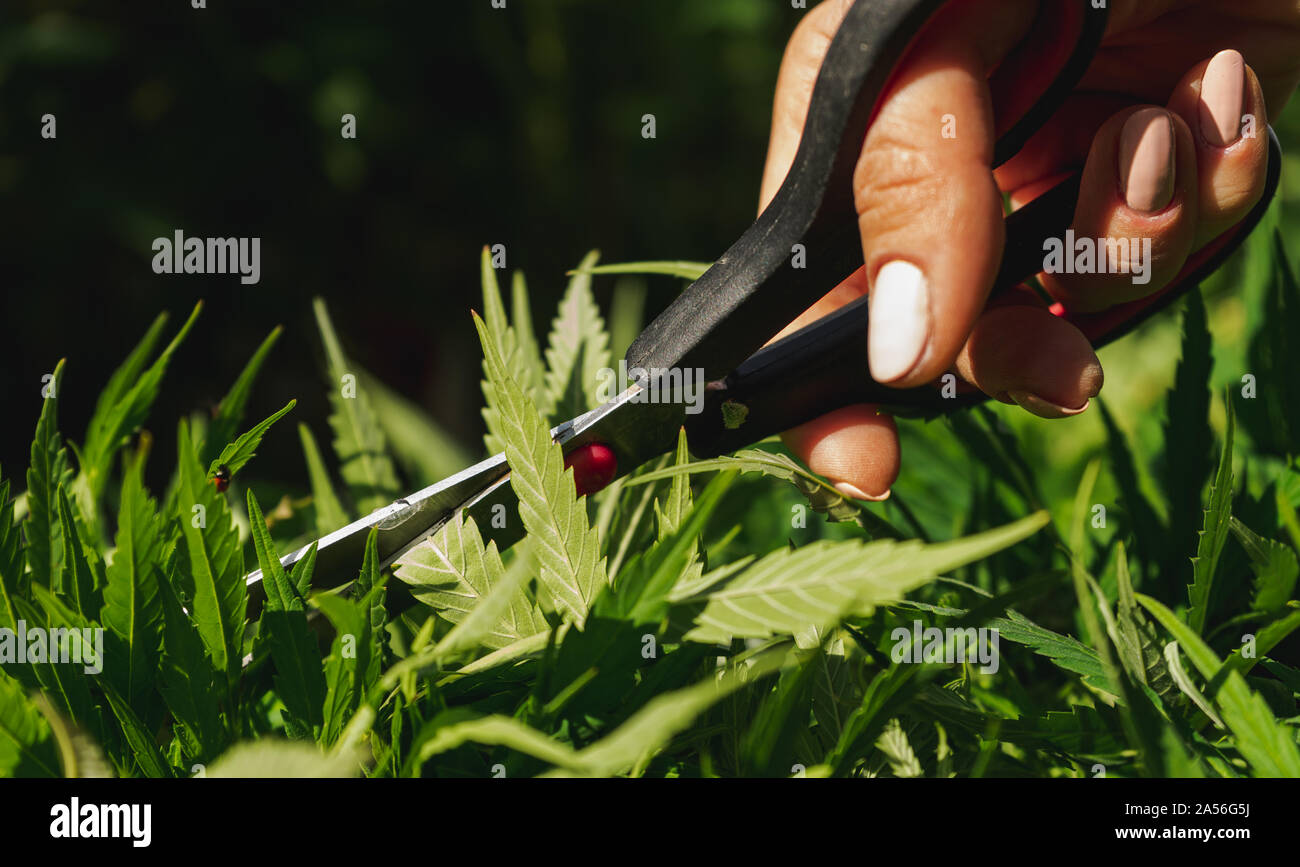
[1119,108,1175,213]
[1200,49,1246,147]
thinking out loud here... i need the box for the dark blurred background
[0,0,803,488]
[4,0,1300,497]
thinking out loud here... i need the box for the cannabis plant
[2,232,1298,779]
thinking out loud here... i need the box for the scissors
[243,0,1282,615]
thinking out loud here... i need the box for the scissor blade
[242,383,684,613]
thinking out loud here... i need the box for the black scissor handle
[625,0,1109,382]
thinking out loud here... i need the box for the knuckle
[853,132,948,227]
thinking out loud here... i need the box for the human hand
[761,0,1300,500]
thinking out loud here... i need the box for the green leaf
[570,260,711,280]
[1229,518,1298,614]
[679,512,1050,645]
[1137,593,1300,777]
[808,628,861,754]
[562,650,786,777]
[656,428,693,542]
[479,255,548,449]
[0,470,25,639]
[316,530,386,746]
[875,718,923,778]
[512,270,546,399]
[474,312,606,627]
[430,535,542,662]
[414,651,783,777]
[1112,542,1172,698]
[629,447,904,538]
[81,302,201,502]
[206,399,296,481]
[201,325,283,466]
[1098,401,1164,579]
[175,420,246,698]
[605,470,733,624]
[30,694,114,779]
[289,540,318,600]
[989,609,1111,693]
[1238,231,1300,458]
[15,593,98,736]
[312,297,399,516]
[55,486,98,622]
[155,573,225,762]
[1210,607,1300,688]
[207,740,363,777]
[543,250,610,422]
[88,313,168,447]
[396,512,545,649]
[99,679,172,778]
[248,491,326,732]
[1163,641,1224,729]
[26,358,70,592]
[1188,396,1235,634]
[1160,289,1214,576]
[739,648,819,776]
[0,673,59,777]
[100,448,164,705]
[298,423,350,535]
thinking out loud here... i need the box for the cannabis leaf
[206,399,295,481]
[248,491,326,734]
[544,250,609,422]
[678,512,1049,644]
[313,297,399,516]
[176,420,246,698]
[396,512,545,649]
[1187,396,1235,634]
[474,311,606,628]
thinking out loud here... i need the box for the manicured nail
[834,481,890,503]
[1200,49,1245,147]
[1119,108,1175,212]
[868,261,930,383]
[1007,390,1090,419]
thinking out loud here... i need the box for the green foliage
[206,399,296,481]
[100,447,164,706]
[543,251,609,422]
[26,359,69,594]
[312,297,400,516]
[474,310,606,627]
[175,420,247,700]
[248,492,326,736]
[4,240,1300,779]
[1187,397,1235,635]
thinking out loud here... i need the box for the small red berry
[211,464,231,493]
[564,443,617,497]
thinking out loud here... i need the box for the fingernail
[868,261,931,383]
[1119,108,1175,212]
[834,481,891,502]
[1007,390,1090,419]
[1200,49,1245,147]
